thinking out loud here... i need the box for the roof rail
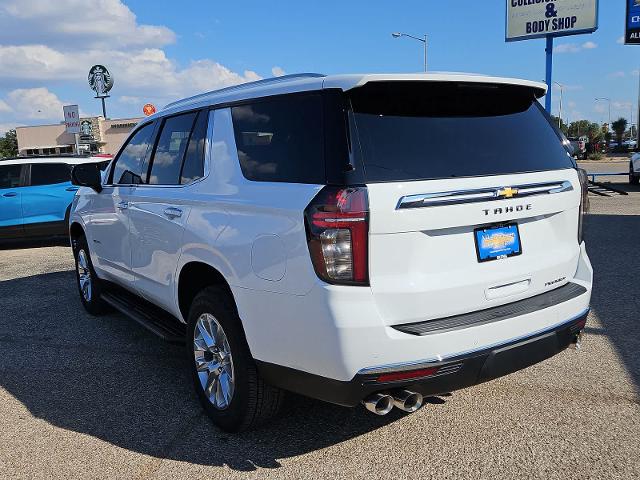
[162,73,326,110]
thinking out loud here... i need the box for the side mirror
[71,163,103,193]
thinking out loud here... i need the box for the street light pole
[391,32,428,72]
[595,97,611,129]
[553,81,564,129]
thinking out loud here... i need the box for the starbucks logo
[88,65,114,98]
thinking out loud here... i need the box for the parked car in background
[0,155,111,240]
[630,152,640,185]
[69,73,592,432]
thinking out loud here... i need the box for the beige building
[16,116,143,156]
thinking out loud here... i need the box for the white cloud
[618,36,625,44]
[5,87,66,120]
[608,71,626,79]
[271,66,286,77]
[0,99,12,112]
[555,42,597,54]
[0,0,268,127]
[0,122,24,136]
[0,0,175,49]
[555,43,580,54]
[118,95,142,105]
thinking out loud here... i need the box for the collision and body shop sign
[625,0,640,44]
[506,0,599,42]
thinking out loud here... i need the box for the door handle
[66,186,79,192]
[117,201,129,210]
[2,192,17,197]
[163,207,183,219]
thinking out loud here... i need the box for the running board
[101,284,185,344]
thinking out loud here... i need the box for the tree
[568,120,592,138]
[611,117,628,146]
[0,129,18,158]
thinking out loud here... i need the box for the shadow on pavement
[584,213,640,393]
[0,270,435,470]
[1,212,636,471]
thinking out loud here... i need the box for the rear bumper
[256,309,588,407]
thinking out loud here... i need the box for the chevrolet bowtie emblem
[497,187,519,198]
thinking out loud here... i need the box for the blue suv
[0,157,110,240]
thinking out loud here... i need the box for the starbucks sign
[88,65,114,98]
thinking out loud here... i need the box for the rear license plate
[474,223,522,262]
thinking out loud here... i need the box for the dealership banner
[506,0,599,42]
[626,0,640,44]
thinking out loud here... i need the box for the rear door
[0,164,26,238]
[21,163,76,234]
[129,110,209,312]
[348,81,581,326]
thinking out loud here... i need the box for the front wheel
[73,236,108,315]
[187,286,284,432]
[630,164,639,185]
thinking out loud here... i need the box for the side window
[180,111,208,184]
[111,123,155,185]
[0,165,23,188]
[148,112,197,185]
[30,163,71,186]
[230,94,324,183]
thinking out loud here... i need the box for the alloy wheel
[193,313,235,409]
[77,249,92,302]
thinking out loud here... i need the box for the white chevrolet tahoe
[69,73,593,432]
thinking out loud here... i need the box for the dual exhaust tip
[362,390,423,415]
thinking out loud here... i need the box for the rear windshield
[348,82,575,182]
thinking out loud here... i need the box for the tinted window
[349,82,575,182]
[148,112,197,185]
[0,165,22,188]
[30,163,71,186]
[112,123,155,185]
[180,111,208,184]
[231,95,324,183]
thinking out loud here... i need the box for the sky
[0,0,637,134]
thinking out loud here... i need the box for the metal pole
[545,36,553,113]
[637,68,640,148]
[101,97,107,119]
[424,34,428,72]
[74,133,80,155]
[558,86,563,129]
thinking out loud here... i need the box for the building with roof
[15,116,143,157]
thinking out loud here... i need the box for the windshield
[348,81,575,183]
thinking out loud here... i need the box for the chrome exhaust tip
[392,390,423,413]
[362,393,394,416]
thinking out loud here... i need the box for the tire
[187,286,284,432]
[630,164,640,185]
[73,235,108,315]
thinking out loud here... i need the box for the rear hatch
[347,81,581,326]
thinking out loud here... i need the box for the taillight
[304,186,369,285]
[576,168,589,244]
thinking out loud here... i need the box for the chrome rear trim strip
[357,307,589,376]
[396,181,573,209]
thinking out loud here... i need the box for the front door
[86,121,156,287]
[0,164,25,239]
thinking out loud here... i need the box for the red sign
[143,103,157,116]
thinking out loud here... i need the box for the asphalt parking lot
[0,161,639,479]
